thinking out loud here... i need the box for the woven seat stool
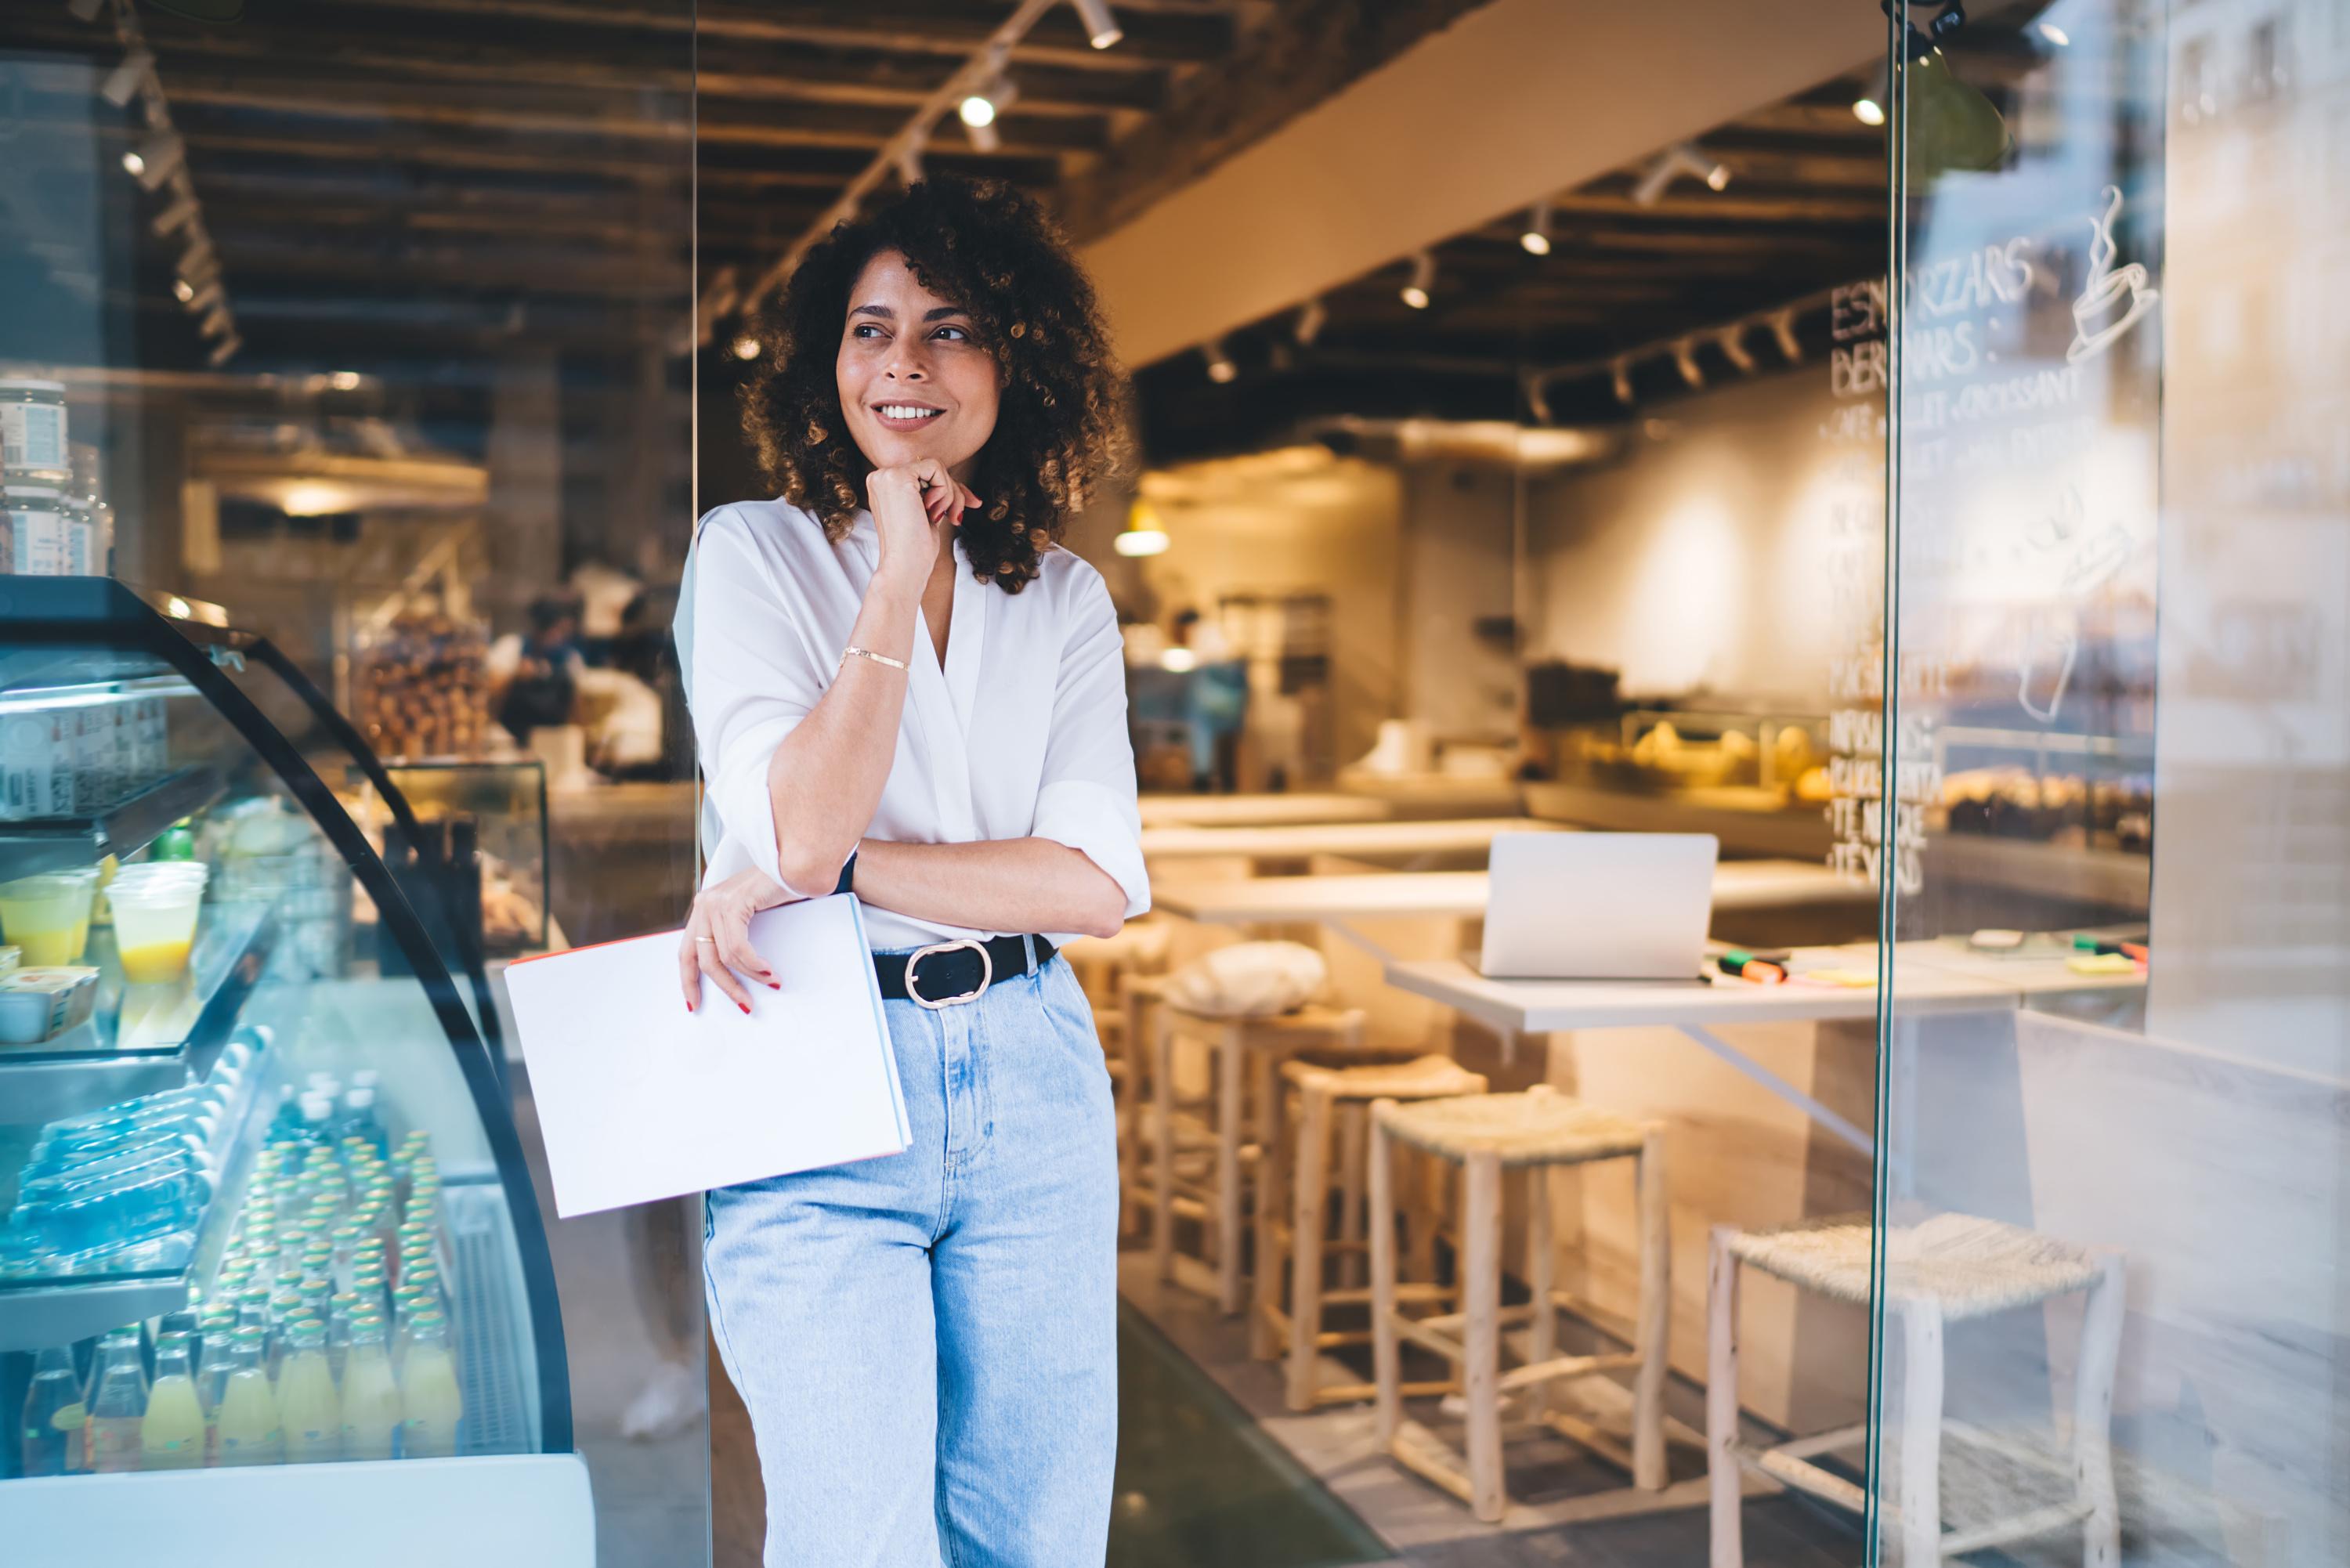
[1253,1054,1488,1411]
[1707,1213,2124,1567]
[1152,999,1372,1313]
[1369,1084,1673,1523]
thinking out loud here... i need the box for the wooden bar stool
[1708,1214,2124,1568]
[1151,999,1368,1313]
[1369,1084,1672,1523]
[1112,972,1176,1240]
[1256,1053,1488,1411]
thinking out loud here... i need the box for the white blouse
[677,499,1150,950]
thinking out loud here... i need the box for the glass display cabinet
[0,578,586,1559]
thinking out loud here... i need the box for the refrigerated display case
[0,578,587,1561]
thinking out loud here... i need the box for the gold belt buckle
[904,938,992,1010]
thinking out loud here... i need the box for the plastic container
[0,965,99,1043]
[0,379,70,484]
[109,876,204,984]
[0,869,97,966]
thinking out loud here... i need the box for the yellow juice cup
[110,878,204,985]
[0,869,98,966]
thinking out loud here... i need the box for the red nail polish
[768,981,781,990]
[685,1001,693,1013]
[739,1001,751,1014]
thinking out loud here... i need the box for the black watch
[832,848,859,898]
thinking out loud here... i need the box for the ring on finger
[694,937,717,945]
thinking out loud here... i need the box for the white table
[1383,941,2144,1161]
[1152,860,1870,932]
[1137,793,1390,829]
[1139,816,1562,867]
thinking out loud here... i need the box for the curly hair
[739,176,1130,593]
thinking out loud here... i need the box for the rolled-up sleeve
[1031,565,1150,920]
[685,508,823,887]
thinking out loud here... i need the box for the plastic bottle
[277,1320,340,1464]
[19,1345,81,1476]
[396,1310,461,1459]
[213,1326,281,1466]
[141,1331,204,1470]
[84,1328,148,1473]
[338,1313,401,1462]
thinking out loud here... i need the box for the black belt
[875,934,1055,1008]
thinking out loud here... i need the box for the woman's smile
[872,400,947,431]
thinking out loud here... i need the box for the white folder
[504,893,909,1217]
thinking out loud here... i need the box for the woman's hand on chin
[678,867,798,1013]
[865,460,980,591]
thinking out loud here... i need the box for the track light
[125,128,183,190]
[1769,308,1801,363]
[1610,356,1634,405]
[1671,336,1705,388]
[182,280,222,314]
[1519,201,1553,256]
[1293,297,1326,346]
[1202,338,1237,384]
[958,93,996,129]
[731,334,762,361]
[1400,251,1435,310]
[1719,323,1756,374]
[151,190,200,236]
[1072,0,1123,49]
[2035,20,2069,47]
[99,48,152,108]
[1632,143,1730,206]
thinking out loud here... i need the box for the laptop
[1477,833,1719,981]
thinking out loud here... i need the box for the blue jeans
[703,951,1120,1567]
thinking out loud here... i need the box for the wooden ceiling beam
[258,0,1236,70]
[26,18,1173,118]
[164,78,1108,157]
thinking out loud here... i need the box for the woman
[676,176,1146,1566]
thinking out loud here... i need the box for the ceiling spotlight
[2035,20,2070,46]
[1719,323,1756,374]
[125,128,183,190]
[1520,201,1553,256]
[99,48,153,108]
[1853,58,1890,126]
[1401,251,1435,310]
[328,370,363,391]
[1769,308,1801,362]
[1610,356,1634,405]
[1293,297,1327,346]
[1202,338,1237,384]
[958,93,996,129]
[1072,0,1123,49]
[172,276,195,303]
[731,334,762,361]
[1671,336,1705,388]
[181,281,222,314]
[1632,143,1730,206]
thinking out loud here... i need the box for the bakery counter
[544,780,698,948]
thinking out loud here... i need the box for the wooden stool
[1708,1214,2124,1567]
[1256,1054,1488,1411]
[1151,999,1368,1313]
[1369,1084,1671,1523]
[1112,972,1176,1239]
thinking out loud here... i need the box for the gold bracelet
[841,645,909,672]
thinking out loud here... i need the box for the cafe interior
[5,0,2346,1564]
